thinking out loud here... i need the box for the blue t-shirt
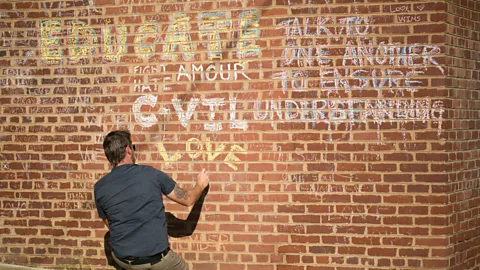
[94,164,176,258]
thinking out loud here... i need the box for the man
[94,130,209,270]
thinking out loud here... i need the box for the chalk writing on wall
[171,233,229,252]
[69,20,98,63]
[135,21,158,59]
[39,11,260,63]
[162,14,194,61]
[275,16,444,94]
[129,63,251,99]
[276,16,372,39]
[133,65,160,93]
[40,20,62,64]
[133,95,250,131]
[157,138,245,170]
[35,12,446,135]
[133,95,444,134]
[0,154,9,171]
[237,10,259,59]
[133,94,159,128]
[199,12,231,60]
[177,62,251,82]
[102,24,127,62]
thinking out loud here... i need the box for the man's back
[94,164,176,258]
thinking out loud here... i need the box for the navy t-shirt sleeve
[94,189,107,219]
[154,169,176,195]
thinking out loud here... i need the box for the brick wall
[445,0,480,269]
[0,0,478,269]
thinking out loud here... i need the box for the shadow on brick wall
[167,185,209,238]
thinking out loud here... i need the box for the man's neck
[116,158,132,167]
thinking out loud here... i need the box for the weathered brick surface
[0,0,478,269]
[445,0,480,270]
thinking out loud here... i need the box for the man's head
[103,130,135,167]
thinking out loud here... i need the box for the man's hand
[197,168,209,189]
[166,168,210,207]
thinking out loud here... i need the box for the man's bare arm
[174,186,189,201]
[167,185,203,207]
[166,169,209,207]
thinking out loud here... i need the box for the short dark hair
[103,130,132,167]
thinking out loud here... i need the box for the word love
[157,138,245,170]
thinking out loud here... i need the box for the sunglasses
[126,144,136,151]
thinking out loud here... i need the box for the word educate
[133,94,444,133]
[40,10,260,64]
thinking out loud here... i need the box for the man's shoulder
[94,165,166,189]
[93,168,125,190]
[134,164,159,174]
[93,171,112,192]
[136,165,172,180]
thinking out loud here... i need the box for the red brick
[0,1,474,268]
[368,248,396,257]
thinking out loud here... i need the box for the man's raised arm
[166,168,209,207]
